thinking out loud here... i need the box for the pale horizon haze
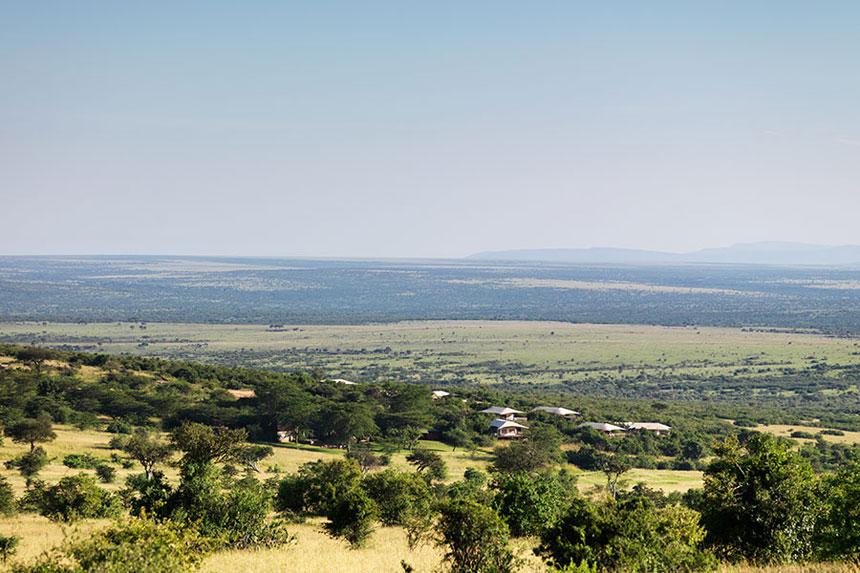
[2,2,859,258]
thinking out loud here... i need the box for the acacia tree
[600,454,631,500]
[5,416,56,452]
[123,429,174,480]
[16,347,53,372]
[169,422,248,468]
[239,444,274,473]
[406,449,447,481]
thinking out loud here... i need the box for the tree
[239,444,274,473]
[697,433,823,564]
[491,423,564,475]
[260,379,318,442]
[169,422,247,468]
[814,462,860,560]
[406,449,447,481]
[323,488,377,548]
[16,346,53,372]
[123,428,174,480]
[492,472,575,537]
[363,469,433,528]
[5,447,49,486]
[600,454,631,500]
[315,403,378,450]
[436,498,516,573]
[5,416,56,452]
[276,458,363,516]
[346,443,386,476]
[442,427,474,452]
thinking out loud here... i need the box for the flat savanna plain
[3,320,860,393]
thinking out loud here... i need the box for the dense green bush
[436,498,516,573]
[696,433,823,564]
[34,474,121,522]
[492,471,576,537]
[275,458,362,516]
[537,494,715,572]
[0,476,16,516]
[363,469,433,527]
[323,488,377,548]
[62,453,101,469]
[5,448,49,485]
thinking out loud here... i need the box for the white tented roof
[627,422,671,431]
[481,406,523,416]
[490,419,529,430]
[329,378,358,385]
[532,406,580,417]
[432,390,451,398]
[579,422,625,432]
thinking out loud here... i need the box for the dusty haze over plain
[2,2,859,258]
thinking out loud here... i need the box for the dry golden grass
[717,563,860,573]
[0,425,175,496]
[0,514,109,567]
[753,424,860,445]
[199,518,545,573]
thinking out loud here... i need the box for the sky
[2,1,859,258]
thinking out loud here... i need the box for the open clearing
[3,320,859,388]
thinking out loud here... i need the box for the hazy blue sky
[2,1,859,257]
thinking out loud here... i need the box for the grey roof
[579,422,625,432]
[627,422,671,431]
[481,406,523,416]
[532,406,580,416]
[490,419,529,430]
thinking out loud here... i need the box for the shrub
[5,448,48,485]
[109,435,129,450]
[537,495,715,572]
[63,453,101,469]
[323,488,377,548]
[36,474,121,522]
[791,430,815,439]
[96,464,117,484]
[0,534,18,565]
[106,419,134,434]
[275,458,362,516]
[123,471,174,518]
[0,476,16,516]
[364,469,433,531]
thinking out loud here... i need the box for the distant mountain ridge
[468,242,860,266]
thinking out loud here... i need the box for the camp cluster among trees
[3,344,860,571]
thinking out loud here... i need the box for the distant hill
[469,242,860,266]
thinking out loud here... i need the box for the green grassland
[3,320,860,393]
